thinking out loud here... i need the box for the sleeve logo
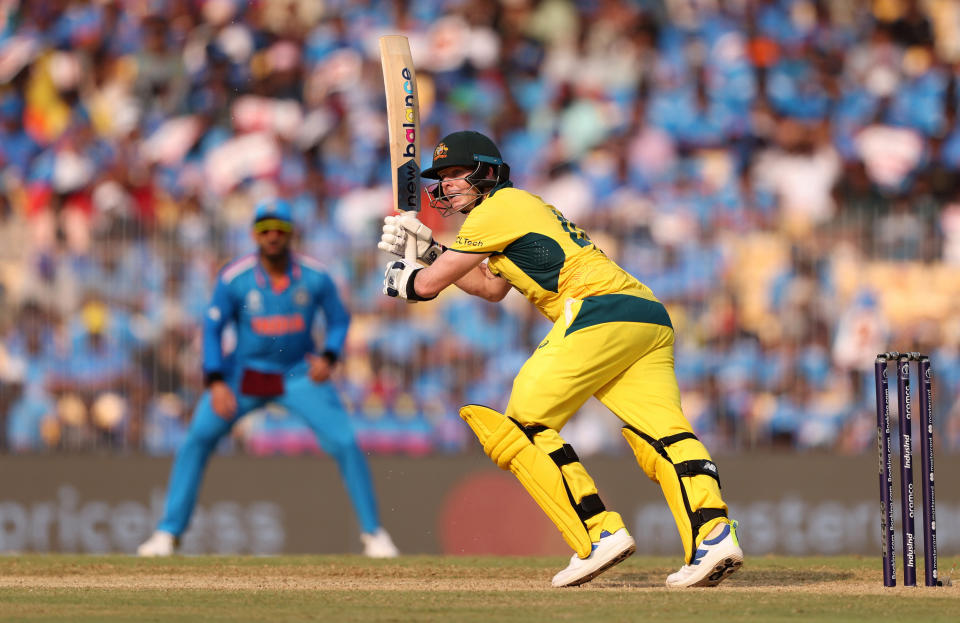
[456,236,483,247]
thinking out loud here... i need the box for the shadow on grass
[592,566,857,589]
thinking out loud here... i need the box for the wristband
[203,371,225,387]
[406,268,438,302]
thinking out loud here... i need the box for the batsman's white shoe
[137,530,177,557]
[666,520,743,588]
[551,528,636,588]
[361,528,399,558]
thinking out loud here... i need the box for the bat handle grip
[404,231,418,263]
[402,224,418,305]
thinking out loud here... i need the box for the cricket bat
[379,35,420,263]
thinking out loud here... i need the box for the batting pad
[460,404,593,558]
[621,427,727,564]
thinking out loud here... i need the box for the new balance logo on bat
[397,159,421,210]
[400,67,416,158]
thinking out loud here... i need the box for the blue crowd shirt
[202,253,350,379]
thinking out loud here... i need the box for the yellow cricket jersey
[450,187,662,323]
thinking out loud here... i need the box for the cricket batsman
[139,199,398,558]
[378,131,742,587]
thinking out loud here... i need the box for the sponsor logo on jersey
[245,290,263,313]
[294,288,309,307]
[456,236,483,247]
[251,314,306,336]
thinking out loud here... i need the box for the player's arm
[383,249,508,302]
[451,254,512,301]
[202,274,238,418]
[305,273,350,383]
[202,276,234,384]
[415,250,511,302]
[315,272,350,364]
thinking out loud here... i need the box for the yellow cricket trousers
[505,293,729,562]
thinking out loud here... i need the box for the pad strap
[623,426,721,488]
[525,424,606,522]
[460,405,594,557]
[622,425,727,562]
[651,431,699,457]
[521,423,549,439]
[691,507,728,540]
[548,444,579,466]
[624,426,695,458]
[575,493,605,521]
[675,459,721,487]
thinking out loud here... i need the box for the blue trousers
[157,371,380,536]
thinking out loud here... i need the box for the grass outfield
[1,555,958,622]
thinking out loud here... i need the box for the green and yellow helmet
[422,131,511,215]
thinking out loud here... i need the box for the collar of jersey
[487,180,513,198]
[254,255,300,291]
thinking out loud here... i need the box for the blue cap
[253,199,293,225]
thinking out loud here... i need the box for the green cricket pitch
[1,555,958,622]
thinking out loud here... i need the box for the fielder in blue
[138,199,398,558]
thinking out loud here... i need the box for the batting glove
[378,213,445,265]
[382,259,436,301]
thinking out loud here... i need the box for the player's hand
[383,259,431,301]
[209,381,237,420]
[479,261,503,281]
[378,214,444,265]
[383,259,417,299]
[306,353,332,383]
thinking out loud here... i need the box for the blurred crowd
[2,0,960,457]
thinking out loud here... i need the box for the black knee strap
[626,427,699,460]
[575,494,605,521]
[675,459,721,488]
[623,426,720,483]
[518,421,606,523]
[519,422,549,440]
[655,432,699,454]
[548,444,579,466]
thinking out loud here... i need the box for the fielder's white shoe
[361,528,399,558]
[552,528,636,588]
[137,530,178,557]
[666,520,743,588]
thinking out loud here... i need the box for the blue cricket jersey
[202,253,350,380]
